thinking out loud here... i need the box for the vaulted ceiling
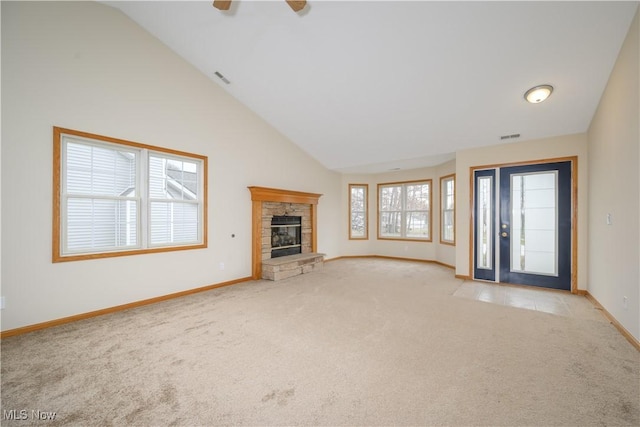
[105,1,638,173]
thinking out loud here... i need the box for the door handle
[501,232,508,237]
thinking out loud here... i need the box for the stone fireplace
[248,187,322,280]
[263,203,311,260]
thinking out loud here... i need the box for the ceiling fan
[213,1,307,13]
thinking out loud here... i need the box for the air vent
[500,133,521,140]
[214,71,231,85]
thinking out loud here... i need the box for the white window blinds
[148,154,201,246]
[64,140,139,253]
[55,128,207,261]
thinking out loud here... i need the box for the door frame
[468,156,578,293]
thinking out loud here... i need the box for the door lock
[501,232,508,237]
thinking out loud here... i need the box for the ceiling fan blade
[286,0,307,12]
[213,0,232,11]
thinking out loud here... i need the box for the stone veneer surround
[248,187,322,279]
[262,202,312,260]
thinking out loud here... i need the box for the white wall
[587,9,639,341]
[1,2,341,331]
[455,133,589,290]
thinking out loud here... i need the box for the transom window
[378,180,432,241]
[440,174,455,244]
[53,127,207,262]
[349,184,368,239]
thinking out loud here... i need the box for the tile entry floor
[453,280,609,322]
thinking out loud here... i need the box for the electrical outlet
[1,296,5,310]
[606,213,613,225]
[219,262,225,270]
[623,296,628,310]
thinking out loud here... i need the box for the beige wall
[587,9,639,341]
[340,160,456,267]
[0,2,341,331]
[455,133,589,290]
[340,169,436,261]
[435,159,456,267]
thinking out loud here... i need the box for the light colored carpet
[1,258,638,426]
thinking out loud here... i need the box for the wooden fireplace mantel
[248,186,322,279]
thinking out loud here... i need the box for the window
[53,127,207,262]
[440,174,455,244]
[378,180,431,241]
[349,184,368,239]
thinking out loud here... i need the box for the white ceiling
[105,1,638,174]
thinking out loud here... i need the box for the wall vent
[214,71,231,84]
[500,133,521,140]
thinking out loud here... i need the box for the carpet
[1,258,638,426]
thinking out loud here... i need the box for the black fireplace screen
[271,216,302,258]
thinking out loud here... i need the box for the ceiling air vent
[214,71,231,85]
[500,133,521,140]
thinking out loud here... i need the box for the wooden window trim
[348,184,369,240]
[53,127,208,262]
[440,173,456,245]
[377,179,432,242]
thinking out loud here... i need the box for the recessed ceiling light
[524,84,553,104]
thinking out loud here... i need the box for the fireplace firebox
[271,216,302,258]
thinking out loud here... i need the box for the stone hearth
[261,253,325,281]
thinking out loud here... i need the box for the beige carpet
[1,258,638,426]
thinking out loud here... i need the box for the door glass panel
[510,172,558,276]
[477,176,493,270]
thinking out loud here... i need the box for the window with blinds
[53,127,207,262]
[148,154,200,246]
[64,141,139,253]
